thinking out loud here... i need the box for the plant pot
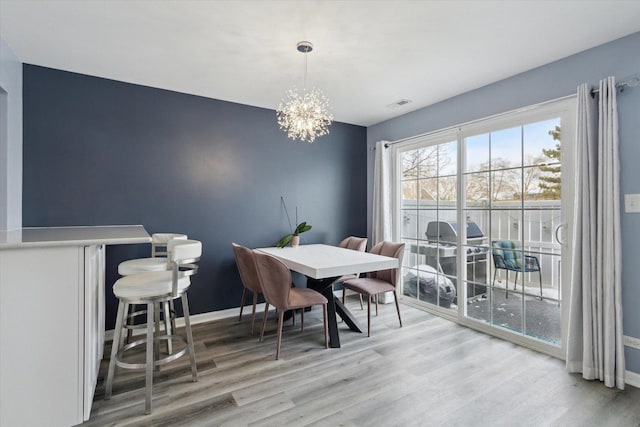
[291,235,300,248]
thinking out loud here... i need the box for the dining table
[255,244,400,348]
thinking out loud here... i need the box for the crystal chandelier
[277,41,333,143]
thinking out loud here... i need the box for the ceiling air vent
[385,99,412,109]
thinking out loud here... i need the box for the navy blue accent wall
[22,65,367,328]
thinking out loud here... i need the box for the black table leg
[335,297,363,333]
[307,277,363,348]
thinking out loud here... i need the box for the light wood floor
[83,297,640,427]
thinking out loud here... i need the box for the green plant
[276,222,312,248]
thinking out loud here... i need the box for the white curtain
[566,77,625,389]
[372,140,392,245]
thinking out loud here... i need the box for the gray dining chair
[343,241,405,337]
[253,251,329,360]
[232,242,265,334]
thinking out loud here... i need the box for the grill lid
[426,221,485,243]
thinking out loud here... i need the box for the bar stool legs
[104,295,198,415]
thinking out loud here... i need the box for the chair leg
[301,308,304,332]
[181,294,198,382]
[342,286,345,305]
[238,287,247,321]
[323,303,328,349]
[119,303,129,350]
[276,310,284,360]
[169,300,177,339]
[260,302,269,342]
[393,290,402,328]
[367,295,372,337]
[359,294,364,310]
[375,294,379,316]
[538,270,543,300]
[125,304,134,344]
[250,293,258,334]
[163,301,172,355]
[153,302,161,369]
[144,302,154,415]
[105,301,126,400]
[505,270,509,299]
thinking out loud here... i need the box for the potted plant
[276,196,312,248]
[277,221,312,248]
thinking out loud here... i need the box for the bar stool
[105,239,201,415]
[118,233,187,344]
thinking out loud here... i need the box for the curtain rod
[590,73,639,97]
[374,93,576,150]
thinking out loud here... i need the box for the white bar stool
[104,239,201,415]
[118,233,187,344]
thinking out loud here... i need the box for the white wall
[0,36,22,231]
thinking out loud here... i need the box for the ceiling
[1,1,640,127]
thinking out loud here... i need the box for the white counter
[0,225,151,427]
[0,224,151,248]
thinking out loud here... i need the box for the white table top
[255,244,399,279]
[0,225,151,249]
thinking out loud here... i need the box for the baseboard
[626,370,640,388]
[104,302,267,341]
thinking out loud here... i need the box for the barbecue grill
[425,221,489,297]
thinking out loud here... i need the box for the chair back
[151,233,188,257]
[253,251,292,310]
[339,236,368,252]
[369,241,405,288]
[491,240,522,270]
[168,239,202,296]
[232,243,262,294]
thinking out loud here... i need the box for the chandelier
[277,41,333,143]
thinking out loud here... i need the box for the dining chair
[336,236,367,309]
[253,251,329,360]
[232,242,264,334]
[342,241,405,337]
[105,239,201,415]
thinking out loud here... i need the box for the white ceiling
[1,0,640,127]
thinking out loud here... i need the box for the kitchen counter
[0,224,151,248]
[0,225,151,427]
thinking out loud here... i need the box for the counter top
[0,225,151,249]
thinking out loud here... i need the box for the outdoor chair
[491,240,542,299]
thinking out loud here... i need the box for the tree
[538,125,561,199]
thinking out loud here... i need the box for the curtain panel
[566,77,625,389]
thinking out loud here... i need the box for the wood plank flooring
[82,297,640,427]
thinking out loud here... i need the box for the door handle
[555,224,567,245]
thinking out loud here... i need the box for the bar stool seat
[118,258,169,276]
[118,233,187,276]
[113,271,191,300]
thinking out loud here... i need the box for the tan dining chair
[253,251,329,360]
[232,242,264,334]
[342,241,405,337]
[336,236,368,309]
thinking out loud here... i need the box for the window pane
[401,150,419,180]
[401,181,418,208]
[491,126,522,170]
[464,172,490,207]
[523,118,561,168]
[491,168,522,202]
[438,141,457,176]
[418,178,438,204]
[418,146,439,178]
[465,133,489,173]
[438,176,457,204]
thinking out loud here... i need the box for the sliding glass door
[395,98,575,356]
